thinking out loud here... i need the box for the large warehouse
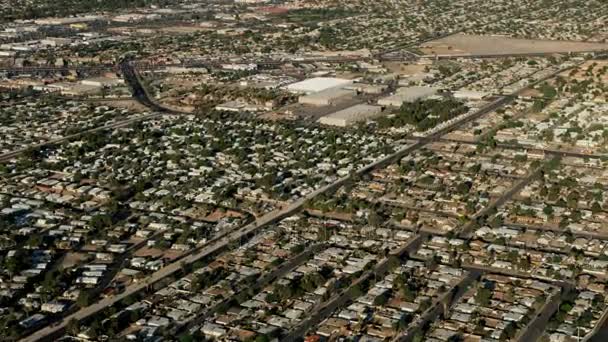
[318,104,384,127]
[377,86,439,107]
[298,87,355,106]
[285,77,353,94]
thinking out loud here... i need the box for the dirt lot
[204,208,245,222]
[92,99,150,112]
[420,34,608,56]
[383,62,427,75]
[560,60,608,82]
[157,26,213,34]
[519,88,543,98]
[134,246,164,258]
[59,252,89,269]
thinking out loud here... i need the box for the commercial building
[40,37,72,47]
[285,77,353,94]
[318,104,384,127]
[80,77,125,87]
[112,13,161,23]
[377,86,439,107]
[344,84,387,95]
[452,89,489,100]
[34,15,105,25]
[298,87,355,106]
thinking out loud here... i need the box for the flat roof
[319,104,383,123]
[299,87,354,101]
[285,77,353,94]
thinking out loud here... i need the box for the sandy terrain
[383,62,427,75]
[561,60,608,82]
[420,34,608,56]
[59,252,89,269]
[92,99,150,112]
[133,246,164,258]
[157,26,213,34]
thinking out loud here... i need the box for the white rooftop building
[285,77,353,94]
[318,104,384,127]
[378,86,439,107]
[299,87,355,106]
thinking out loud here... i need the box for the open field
[420,34,608,56]
[59,252,89,269]
[560,60,608,82]
[91,99,151,112]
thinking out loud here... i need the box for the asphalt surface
[517,286,570,342]
[20,61,581,341]
[394,269,481,342]
[281,234,427,341]
[181,243,327,335]
[22,84,518,342]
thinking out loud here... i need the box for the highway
[1,47,601,75]
[420,50,608,60]
[119,61,191,114]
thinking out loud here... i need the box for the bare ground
[420,34,608,56]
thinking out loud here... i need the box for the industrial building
[285,77,353,94]
[34,15,105,25]
[318,104,384,127]
[81,77,125,87]
[344,83,387,95]
[452,90,489,100]
[298,87,355,106]
[377,86,439,107]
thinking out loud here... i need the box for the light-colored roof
[285,77,353,94]
[378,86,439,106]
[318,104,384,126]
[299,87,354,102]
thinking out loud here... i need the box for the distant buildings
[318,104,384,127]
[377,86,439,107]
[299,88,354,106]
[285,77,354,94]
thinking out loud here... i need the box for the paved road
[517,286,571,342]
[504,223,608,240]
[21,203,302,342]
[281,234,427,341]
[23,84,510,342]
[393,269,481,342]
[457,158,550,239]
[181,243,327,335]
[119,62,190,114]
[461,263,574,289]
[21,166,406,342]
[433,137,608,161]
[420,50,608,60]
[0,65,117,73]
[3,47,599,75]
[588,311,608,342]
[21,61,562,342]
